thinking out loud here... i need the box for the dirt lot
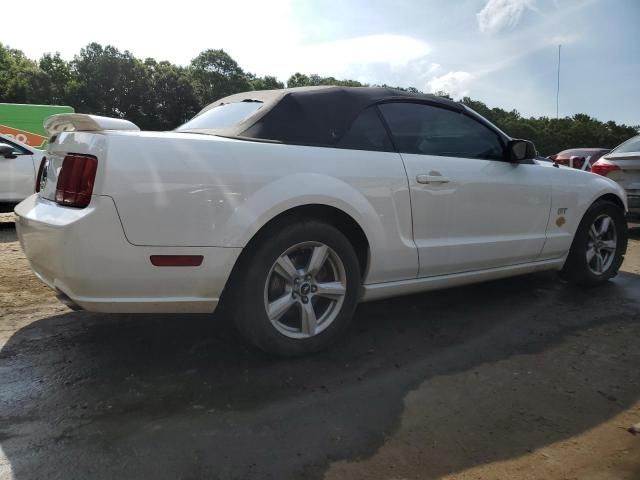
[1,212,639,480]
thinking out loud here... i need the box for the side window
[378,103,505,160]
[337,107,394,152]
[0,137,31,155]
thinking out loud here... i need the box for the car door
[335,105,419,281]
[378,102,552,277]
[0,137,36,203]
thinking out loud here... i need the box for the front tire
[228,218,361,356]
[560,200,628,286]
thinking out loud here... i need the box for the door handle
[416,174,450,184]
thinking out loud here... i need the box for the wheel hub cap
[264,242,347,339]
[586,214,616,275]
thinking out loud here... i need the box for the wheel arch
[594,192,626,212]
[234,203,371,280]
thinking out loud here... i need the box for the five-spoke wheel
[229,218,360,356]
[561,199,627,286]
[265,242,347,339]
[586,214,617,275]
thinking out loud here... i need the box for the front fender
[585,175,628,212]
[540,169,627,261]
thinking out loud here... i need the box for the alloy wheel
[263,241,347,339]
[586,214,617,275]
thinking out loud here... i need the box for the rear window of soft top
[177,101,263,131]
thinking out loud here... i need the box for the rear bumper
[15,194,241,313]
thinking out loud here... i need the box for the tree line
[1,42,637,154]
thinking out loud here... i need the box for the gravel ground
[1,212,639,480]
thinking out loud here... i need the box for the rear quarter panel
[98,132,417,284]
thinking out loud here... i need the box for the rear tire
[559,200,627,286]
[227,217,361,356]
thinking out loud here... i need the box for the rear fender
[220,172,401,283]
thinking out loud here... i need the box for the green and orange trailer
[0,103,74,149]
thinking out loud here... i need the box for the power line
[556,44,561,119]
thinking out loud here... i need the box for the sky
[3,0,639,125]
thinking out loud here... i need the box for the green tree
[460,97,638,155]
[286,72,365,88]
[143,59,200,130]
[189,49,251,105]
[374,84,423,93]
[69,43,153,128]
[247,74,284,91]
[1,41,637,141]
[0,43,41,103]
[286,72,310,87]
[31,53,75,105]
[434,90,452,99]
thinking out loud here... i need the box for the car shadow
[1,271,639,479]
[628,221,640,240]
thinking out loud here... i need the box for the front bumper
[15,194,241,313]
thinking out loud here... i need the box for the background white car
[15,87,629,355]
[0,133,45,212]
[591,135,640,217]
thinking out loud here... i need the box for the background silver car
[592,135,640,217]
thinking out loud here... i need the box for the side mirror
[507,139,536,162]
[0,143,16,159]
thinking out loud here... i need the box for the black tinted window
[379,103,505,160]
[337,107,393,152]
[0,137,30,155]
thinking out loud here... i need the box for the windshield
[177,101,263,131]
[611,135,640,154]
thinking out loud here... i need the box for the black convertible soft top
[180,86,465,147]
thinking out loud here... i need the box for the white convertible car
[15,87,628,355]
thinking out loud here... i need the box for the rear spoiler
[44,114,140,136]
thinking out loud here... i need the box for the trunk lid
[39,114,140,202]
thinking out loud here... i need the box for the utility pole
[556,44,561,119]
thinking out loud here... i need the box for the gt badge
[556,208,567,227]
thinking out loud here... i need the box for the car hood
[534,159,572,170]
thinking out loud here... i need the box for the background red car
[548,148,610,171]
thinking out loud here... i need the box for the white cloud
[477,0,537,34]
[1,0,430,85]
[426,63,442,76]
[427,71,474,98]
[254,34,431,81]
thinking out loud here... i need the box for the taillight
[35,157,47,192]
[591,158,620,177]
[55,154,98,208]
